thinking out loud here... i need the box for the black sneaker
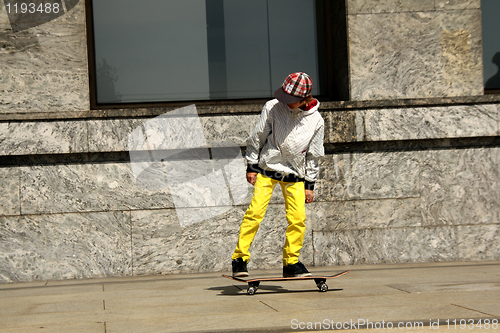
[283,262,312,277]
[232,258,249,277]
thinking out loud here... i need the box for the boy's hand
[305,189,314,203]
[246,172,258,185]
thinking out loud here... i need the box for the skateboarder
[231,72,325,278]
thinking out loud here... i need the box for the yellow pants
[232,174,306,266]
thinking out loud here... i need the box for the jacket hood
[297,98,320,116]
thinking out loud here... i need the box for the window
[88,0,326,106]
[482,0,500,92]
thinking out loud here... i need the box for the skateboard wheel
[318,282,328,292]
[247,286,257,295]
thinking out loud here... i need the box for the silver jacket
[246,99,325,185]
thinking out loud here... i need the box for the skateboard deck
[222,270,349,295]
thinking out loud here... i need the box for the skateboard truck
[315,278,328,292]
[247,281,260,295]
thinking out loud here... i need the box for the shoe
[232,258,249,277]
[283,262,312,277]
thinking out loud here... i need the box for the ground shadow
[208,284,343,296]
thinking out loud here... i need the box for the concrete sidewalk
[0,261,499,333]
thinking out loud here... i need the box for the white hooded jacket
[246,99,325,188]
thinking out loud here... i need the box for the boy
[231,72,325,277]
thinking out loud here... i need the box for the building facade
[0,0,499,282]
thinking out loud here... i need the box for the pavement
[0,261,499,333]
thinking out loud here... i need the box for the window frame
[481,0,500,94]
[85,0,347,110]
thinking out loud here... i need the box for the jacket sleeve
[304,119,325,189]
[245,102,273,169]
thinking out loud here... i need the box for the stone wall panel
[458,224,500,261]
[0,211,131,283]
[317,152,420,201]
[88,119,145,153]
[313,226,458,266]
[20,163,174,215]
[420,148,500,226]
[435,0,480,10]
[326,111,357,144]
[311,198,422,231]
[0,121,88,155]
[349,10,483,100]
[362,105,498,141]
[0,167,19,216]
[201,115,257,147]
[0,1,88,113]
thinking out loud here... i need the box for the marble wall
[347,0,483,100]
[1,104,499,282]
[312,146,500,266]
[0,0,498,283]
[0,1,88,113]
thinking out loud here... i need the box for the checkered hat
[274,72,313,104]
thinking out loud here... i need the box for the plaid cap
[274,72,313,104]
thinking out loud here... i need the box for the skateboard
[222,270,349,295]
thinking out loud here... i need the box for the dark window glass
[91,0,321,104]
[482,0,500,90]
